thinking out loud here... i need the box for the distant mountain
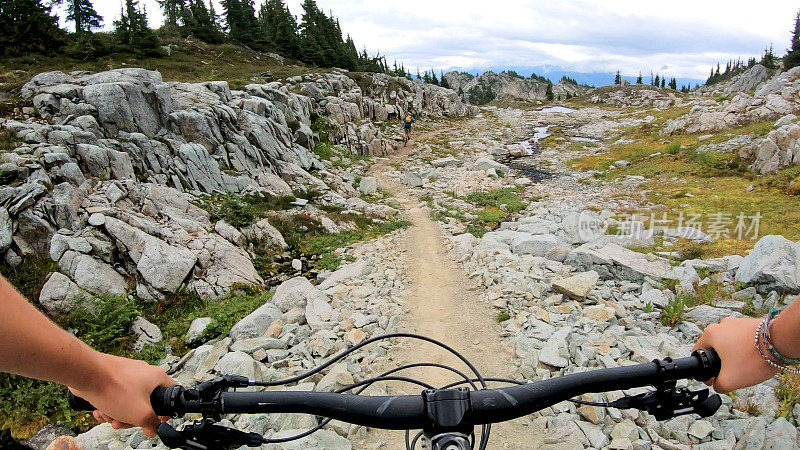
[446,66,705,89]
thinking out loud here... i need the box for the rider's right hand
[692,317,778,393]
[68,352,175,438]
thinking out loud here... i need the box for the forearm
[770,294,800,359]
[0,276,106,391]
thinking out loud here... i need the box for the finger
[141,426,157,439]
[692,331,711,353]
[92,411,105,422]
[98,412,114,423]
[111,420,124,430]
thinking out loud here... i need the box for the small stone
[292,259,303,271]
[583,305,615,322]
[688,419,714,440]
[87,213,106,227]
[552,271,599,299]
[185,317,213,344]
[265,320,283,338]
[345,328,366,345]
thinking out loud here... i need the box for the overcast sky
[60,0,799,80]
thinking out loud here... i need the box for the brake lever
[157,420,264,450]
[609,383,722,421]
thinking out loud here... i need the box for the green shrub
[496,312,511,322]
[0,258,59,304]
[664,142,681,155]
[474,208,506,224]
[660,295,687,327]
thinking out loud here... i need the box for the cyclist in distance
[0,274,174,438]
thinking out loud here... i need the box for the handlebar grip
[692,348,721,382]
[67,386,175,416]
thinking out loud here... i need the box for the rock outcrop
[586,85,679,108]
[0,67,476,307]
[662,67,800,135]
[443,71,591,104]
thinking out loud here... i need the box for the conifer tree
[786,11,800,70]
[183,0,223,43]
[660,77,665,88]
[636,72,643,84]
[223,0,260,47]
[259,0,299,57]
[669,78,677,90]
[157,0,185,28]
[0,0,65,55]
[614,71,621,85]
[430,69,439,85]
[114,0,160,50]
[654,74,660,87]
[62,0,103,34]
[545,82,554,101]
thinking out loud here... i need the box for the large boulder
[736,235,800,292]
[552,271,600,299]
[104,217,197,293]
[38,272,90,315]
[64,254,127,297]
[229,301,282,341]
[271,277,329,312]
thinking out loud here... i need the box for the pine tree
[114,0,160,50]
[183,0,223,43]
[545,82,554,101]
[157,0,185,28]
[258,0,299,57]
[430,69,439,85]
[660,78,665,88]
[654,74,660,87]
[416,68,421,80]
[636,72,643,84]
[614,71,621,85]
[223,0,260,47]
[0,0,66,55]
[786,11,800,70]
[61,0,103,34]
[669,78,677,90]
[761,45,778,69]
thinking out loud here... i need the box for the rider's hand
[692,317,778,393]
[68,352,175,438]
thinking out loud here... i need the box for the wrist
[770,314,800,359]
[69,347,116,395]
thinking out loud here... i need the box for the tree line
[614,70,681,91]
[0,0,400,75]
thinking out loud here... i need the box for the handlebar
[69,348,721,431]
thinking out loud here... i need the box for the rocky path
[357,130,541,449]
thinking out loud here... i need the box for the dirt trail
[356,131,541,449]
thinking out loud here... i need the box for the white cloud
[59,0,799,79]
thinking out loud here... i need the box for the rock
[568,241,677,281]
[576,421,609,448]
[291,259,302,271]
[345,328,366,345]
[610,420,639,442]
[243,218,288,249]
[774,114,797,128]
[215,220,247,247]
[316,363,354,392]
[38,272,90,315]
[512,234,562,256]
[229,301,282,341]
[688,420,714,440]
[583,305,615,321]
[44,436,80,450]
[87,213,106,227]
[552,271,599,299]
[470,157,510,174]
[185,317,213,344]
[640,289,669,308]
[266,320,283,338]
[734,384,780,421]
[404,172,424,187]
[22,424,76,450]
[214,351,260,379]
[132,316,162,352]
[67,254,127,297]
[736,235,800,292]
[357,176,378,195]
[263,429,352,449]
[736,417,767,450]
[764,417,798,449]
[431,156,461,167]
[0,207,11,252]
[305,291,333,327]
[685,305,744,326]
[538,327,571,367]
[318,260,367,290]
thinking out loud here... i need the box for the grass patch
[660,295,687,327]
[776,373,800,420]
[496,312,511,322]
[465,188,528,212]
[0,129,21,153]
[271,213,409,272]
[0,258,59,302]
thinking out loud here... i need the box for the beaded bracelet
[755,317,800,375]
[763,309,800,366]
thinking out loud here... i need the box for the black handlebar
[69,348,721,432]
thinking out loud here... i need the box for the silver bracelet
[755,318,800,375]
